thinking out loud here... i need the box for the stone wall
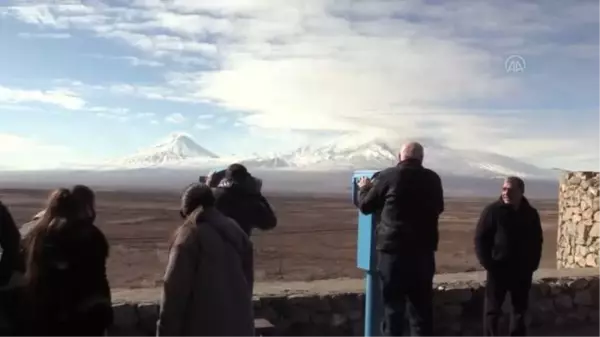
[557,171,600,269]
[109,268,599,336]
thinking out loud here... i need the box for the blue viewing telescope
[352,170,383,337]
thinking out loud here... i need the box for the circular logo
[505,55,526,73]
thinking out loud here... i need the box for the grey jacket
[156,207,255,336]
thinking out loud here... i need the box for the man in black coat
[357,142,444,336]
[207,164,277,236]
[474,176,543,336]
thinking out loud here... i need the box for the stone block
[112,302,137,329]
[574,289,594,306]
[554,294,574,310]
[137,302,159,335]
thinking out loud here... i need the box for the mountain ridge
[98,132,557,181]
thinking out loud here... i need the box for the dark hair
[170,183,215,249]
[505,176,525,193]
[225,163,250,183]
[180,183,215,217]
[71,184,96,221]
[206,170,226,188]
[23,188,77,300]
[71,184,95,207]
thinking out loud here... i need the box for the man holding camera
[203,163,277,237]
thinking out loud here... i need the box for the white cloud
[194,122,210,130]
[89,106,156,122]
[87,54,163,67]
[0,133,67,154]
[165,112,186,123]
[0,133,73,170]
[17,32,71,39]
[197,114,214,120]
[0,85,85,110]
[3,0,598,168]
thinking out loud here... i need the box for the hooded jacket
[157,207,255,336]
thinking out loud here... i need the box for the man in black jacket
[208,164,277,236]
[357,142,444,336]
[474,176,543,336]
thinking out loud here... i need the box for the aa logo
[505,55,526,73]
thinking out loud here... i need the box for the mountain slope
[114,133,219,167]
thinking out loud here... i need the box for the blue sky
[0,0,598,170]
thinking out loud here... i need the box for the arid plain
[1,188,558,289]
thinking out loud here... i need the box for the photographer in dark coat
[207,164,277,236]
[474,176,543,336]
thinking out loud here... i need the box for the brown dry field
[0,188,558,289]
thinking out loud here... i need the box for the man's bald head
[399,142,424,162]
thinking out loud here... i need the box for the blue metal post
[352,170,383,337]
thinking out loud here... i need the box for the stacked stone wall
[109,268,599,336]
[557,171,600,268]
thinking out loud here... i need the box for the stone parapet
[557,171,600,268]
[109,268,599,336]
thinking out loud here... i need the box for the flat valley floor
[1,188,558,289]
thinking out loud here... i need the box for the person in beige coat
[157,183,255,336]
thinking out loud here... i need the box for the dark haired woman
[21,188,112,336]
[157,183,254,336]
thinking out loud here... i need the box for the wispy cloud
[194,122,210,130]
[87,54,163,67]
[0,133,73,170]
[17,31,71,39]
[165,112,186,124]
[89,106,156,122]
[0,133,68,154]
[1,0,598,168]
[0,85,85,110]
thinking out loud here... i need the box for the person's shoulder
[522,198,540,214]
[373,167,397,182]
[172,222,201,249]
[483,199,504,214]
[419,166,441,179]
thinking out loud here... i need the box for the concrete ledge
[109,268,599,336]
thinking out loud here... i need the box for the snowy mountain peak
[114,132,219,167]
[150,132,218,159]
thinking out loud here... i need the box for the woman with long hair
[22,187,111,336]
[157,183,255,336]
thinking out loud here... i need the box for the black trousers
[484,269,533,336]
[377,251,435,336]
